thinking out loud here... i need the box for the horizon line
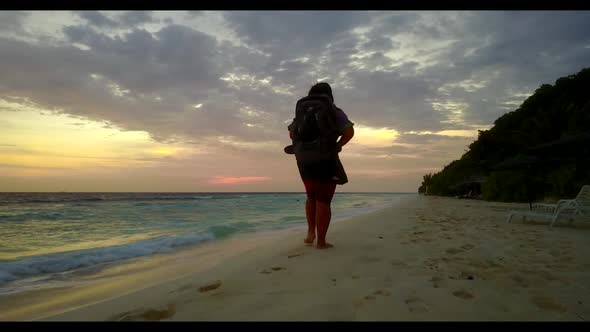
[0,191,417,194]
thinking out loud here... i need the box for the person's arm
[287,119,296,140]
[337,126,354,149]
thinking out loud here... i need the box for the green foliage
[421,67,590,202]
[418,173,433,194]
[482,171,528,202]
[545,165,577,197]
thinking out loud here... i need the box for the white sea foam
[0,232,214,285]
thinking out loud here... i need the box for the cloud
[119,11,157,26]
[337,70,445,131]
[77,11,118,27]
[223,11,370,54]
[4,13,589,143]
[77,11,158,28]
[1,11,590,191]
[0,11,30,33]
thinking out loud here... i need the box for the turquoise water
[0,192,413,292]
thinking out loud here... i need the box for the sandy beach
[1,194,589,321]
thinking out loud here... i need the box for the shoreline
[2,195,589,321]
[0,193,405,296]
[0,195,413,321]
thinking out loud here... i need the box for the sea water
[0,192,414,294]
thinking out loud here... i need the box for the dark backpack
[290,95,339,165]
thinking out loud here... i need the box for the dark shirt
[288,104,354,182]
[288,105,354,134]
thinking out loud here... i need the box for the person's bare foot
[304,234,315,245]
[316,242,334,249]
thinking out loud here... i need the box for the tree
[419,67,590,202]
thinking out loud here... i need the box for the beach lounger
[533,185,590,213]
[506,185,590,226]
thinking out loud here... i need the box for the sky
[0,11,589,192]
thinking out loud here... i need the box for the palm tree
[419,173,433,195]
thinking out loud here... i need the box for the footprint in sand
[452,289,474,300]
[260,267,286,274]
[373,289,391,296]
[424,258,443,272]
[531,296,566,313]
[363,289,392,300]
[430,276,445,288]
[405,297,429,313]
[446,248,464,255]
[460,244,475,250]
[111,304,176,321]
[199,280,222,293]
[354,289,392,311]
[390,260,408,267]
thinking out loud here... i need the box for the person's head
[308,82,334,103]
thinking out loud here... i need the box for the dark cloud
[61,24,223,93]
[0,11,30,35]
[1,11,589,151]
[77,11,157,29]
[362,36,396,51]
[77,11,117,27]
[224,11,370,56]
[0,21,286,145]
[119,11,157,27]
[336,70,445,131]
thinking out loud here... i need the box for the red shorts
[303,180,337,203]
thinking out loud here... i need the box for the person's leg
[305,198,316,244]
[315,201,332,248]
[303,180,317,244]
[315,182,337,249]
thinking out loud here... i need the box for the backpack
[290,94,340,165]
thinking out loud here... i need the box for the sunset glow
[1,11,588,192]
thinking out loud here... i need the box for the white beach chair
[533,185,590,213]
[506,185,590,226]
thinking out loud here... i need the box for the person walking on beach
[285,82,354,249]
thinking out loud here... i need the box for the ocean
[0,192,413,295]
